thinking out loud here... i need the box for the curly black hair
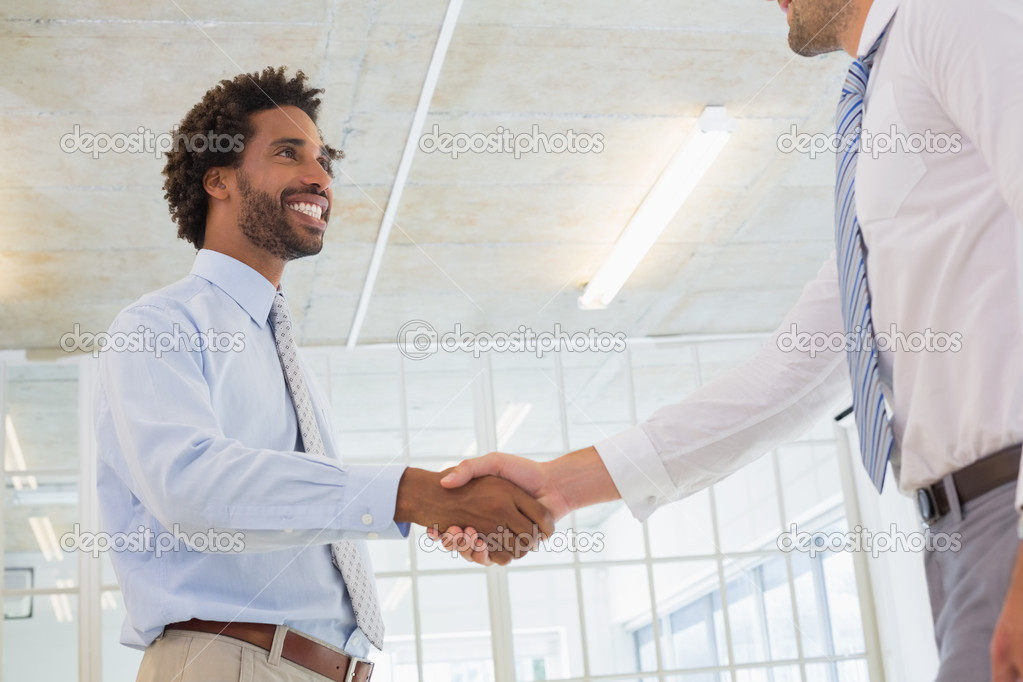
[162,66,343,249]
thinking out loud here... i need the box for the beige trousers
[136,627,335,682]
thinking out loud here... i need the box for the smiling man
[95,67,552,682]
[437,0,1023,678]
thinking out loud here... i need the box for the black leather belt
[915,444,1021,526]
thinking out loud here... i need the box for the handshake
[393,446,619,566]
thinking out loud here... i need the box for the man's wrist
[552,446,620,513]
[394,467,439,525]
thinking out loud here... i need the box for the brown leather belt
[915,444,1021,526]
[165,619,373,682]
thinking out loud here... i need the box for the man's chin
[788,32,837,57]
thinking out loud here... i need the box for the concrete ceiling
[0,0,849,352]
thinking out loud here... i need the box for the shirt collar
[857,0,899,56]
[190,249,280,329]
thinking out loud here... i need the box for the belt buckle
[344,655,373,682]
[916,486,941,527]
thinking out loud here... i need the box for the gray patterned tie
[268,293,385,650]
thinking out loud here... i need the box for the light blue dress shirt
[95,249,408,656]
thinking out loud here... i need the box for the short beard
[236,172,323,261]
[787,0,854,57]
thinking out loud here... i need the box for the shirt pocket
[855,81,927,222]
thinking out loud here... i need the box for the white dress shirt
[595,0,1023,518]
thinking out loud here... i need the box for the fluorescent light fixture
[462,402,534,456]
[28,516,63,562]
[5,415,38,490]
[579,105,733,310]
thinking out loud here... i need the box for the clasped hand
[394,464,556,566]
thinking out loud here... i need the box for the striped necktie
[269,293,386,650]
[835,29,895,492]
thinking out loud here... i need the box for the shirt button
[361,514,373,526]
[367,532,379,540]
[646,495,658,506]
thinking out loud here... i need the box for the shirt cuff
[339,465,410,539]
[594,425,676,523]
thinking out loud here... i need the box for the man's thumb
[440,465,472,488]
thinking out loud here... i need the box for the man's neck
[202,234,285,288]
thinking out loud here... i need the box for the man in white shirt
[436,0,1023,677]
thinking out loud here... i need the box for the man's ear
[203,167,232,198]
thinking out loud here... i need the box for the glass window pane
[647,489,717,558]
[821,551,866,656]
[102,590,144,680]
[373,577,418,682]
[577,500,645,563]
[653,561,727,670]
[561,351,632,451]
[791,552,832,659]
[491,353,564,455]
[5,473,78,588]
[726,568,769,664]
[582,564,654,675]
[417,573,494,681]
[714,452,783,553]
[835,659,870,681]
[328,348,406,462]
[509,569,584,680]
[5,363,79,471]
[735,665,801,682]
[805,658,870,681]
[404,354,475,459]
[760,556,799,661]
[778,441,843,528]
[630,342,700,422]
[3,591,77,680]
[368,535,412,573]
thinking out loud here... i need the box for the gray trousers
[136,627,335,682]
[925,479,1018,681]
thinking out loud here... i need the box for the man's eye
[279,148,296,159]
